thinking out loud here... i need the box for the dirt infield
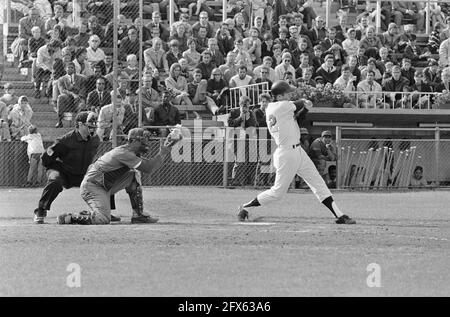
[1,187,450,296]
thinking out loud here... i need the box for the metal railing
[227,82,270,112]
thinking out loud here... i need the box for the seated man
[86,77,111,114]
[187,68,218,116]
[309,130,337,181]
[356,69,385,109]
[56,61,86,128]
[0,101,11,141]
[392,1,425,33]
[152,89,182,137]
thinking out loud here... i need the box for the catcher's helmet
[271,80,295,96]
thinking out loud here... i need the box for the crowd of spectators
[5,0,450,146]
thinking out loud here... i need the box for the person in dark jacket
[152,89,181,137]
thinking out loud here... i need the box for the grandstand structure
[2,0,450,188]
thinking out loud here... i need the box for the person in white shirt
[357,69,385,109]
[86,35,106,69]
[274,52,296,82]
[236,80,356,225]
[21,125,45,187]
[253,56,277,83]
[34,39,61,98]
[342,28,360,57]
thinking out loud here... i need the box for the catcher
[57,127,182,224]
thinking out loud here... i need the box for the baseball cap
[271,80,296,96]
[300,128,309,135]
[321,130,332,137]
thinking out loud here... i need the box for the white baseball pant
[257,145,332,205]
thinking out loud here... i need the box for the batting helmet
[271,80,295,96]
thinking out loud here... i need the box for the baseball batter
[237,80,356,224]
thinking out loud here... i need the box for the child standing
[20,125,45,187]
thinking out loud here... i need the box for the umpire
[33,111,104,224]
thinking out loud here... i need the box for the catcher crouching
[57,127,181,224]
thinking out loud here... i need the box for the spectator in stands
[275,27,290,52]
[396,24,415,53]
[0,100,11,142]
[342,28,359,58]
[254,92,270,128]
[137,74,161,111]
[233,37,254,72]
[87,16,104,43]
[348,55,362,84]
[392,1,425,33]
[186,69,208,117]
[440,16,450,42]
[85,64,106,95]
[292,39,314,70]
[87,0,114,25]
[17,6,45,44]
[165,63,193,107]
[144,38,169,76]
[103,14,129,48]
[208,38,225,67]
[294,53,312,79]
[334,64,356,91]
[147,11,170,42]
[408,69,433,109]
[320,27,341,52]
[219,51,238,84]
[261,32,274,60]
[298,0,316,29]
[360,26,383,59]
[253,15,267,41]
[232,12,248,40]
[404,34,430,67]
[192,11,215,38]
[375,47,392,75]
[298,67,316,87]
[207,68,229,115]
[104,53,113,75]
[20,125,45,187]
[361,58,383,83]
[49,24,64,43]
[381,23,401,53]
[133,17,153,48]
[428,22,442,55]
[35,39,62,99]
[45,4,67,37]
[274,52,296,81]
[323,43,346,67]
[194,26,209,54]
[215,22,235,56]
[309,130,337,181]
[151,89,181,137]
[381,61,394,86]
[119,28,140,62]
[243,27,262,66]
[401,58,416,86]
[356,46,368,68]
[255,65,273,91]
[439,35,450,67]
[254,56,277,83]
[227,95,258,187]
[434,66,450,93]
[183,38,202,72]
[357,69,384,109]
[56,62,86,128]
[272,43,283,66]
[424,59,441,91]
[196,50,217,80]
[311,44,324,70]
[74,20,90,49]
[229,65,255,98]
[86,35,106,69]
[86,77,111,114]
[8,95,33,141]
[122,90,139,134]
[73,47,94,77]
[315,54,340,84]
[97,91,126,141]
[165,39,183,70]
[355,15,370,41]
[283,71,297,87]
[287,25,303,53]
[334,9,348,43]
[170,23,189,53]
[28,26,46,61]
[383,65,411,108]
[178,58,193,82]
[0,83,19,109]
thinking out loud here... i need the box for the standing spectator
[97,91,126,141]
[34,39,62,99]
[86,77,111,113]
[309,130,337,181]
[0,100,11,141]
[208,38,225,67]
[56,62,86,127]
[298,0,317,29]
[440,16,450,42]
[21,125,45,187]
[8,96,33,140]
[165,63,193,107]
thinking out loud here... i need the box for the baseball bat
[390,150,404,187]
[365,148,380,188]
[350,151,363,187]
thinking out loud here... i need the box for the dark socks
[243,197,261,208]
[322,196,337,218]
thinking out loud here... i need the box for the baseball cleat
[110,214,121,222]
[237,205,249,221]
[33,208,47,224]
[131,215,159,224]
[335,215,356,224]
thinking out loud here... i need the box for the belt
[293,143,301,149]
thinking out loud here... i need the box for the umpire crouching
[33,111,102,224]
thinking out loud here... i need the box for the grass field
[1,187,450,297]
